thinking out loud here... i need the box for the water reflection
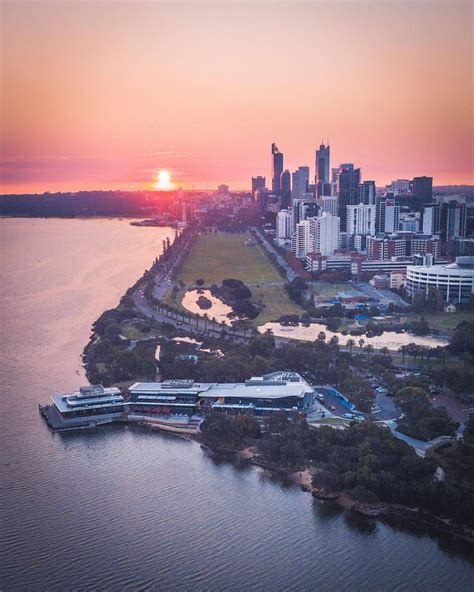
[181,289,234,325]
[259,321,448,350]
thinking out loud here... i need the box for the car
[330,405,337,411]
[316,393,325,402]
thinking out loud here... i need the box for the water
[181,288,233,325]
[259,321,448,350]
[1,219,473,592]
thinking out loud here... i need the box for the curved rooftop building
[406,256,474,303]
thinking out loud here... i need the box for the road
[252,227,297,282]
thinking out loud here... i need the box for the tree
[346,338,355,360]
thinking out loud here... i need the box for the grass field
[409,312,474,333]
[175,232,284,285]
[172,232,303,324]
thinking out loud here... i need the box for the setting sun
[154,170,172,190]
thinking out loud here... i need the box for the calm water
[259,321,448,350]
[0,219,473,592]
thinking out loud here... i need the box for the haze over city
[1,0,473,194]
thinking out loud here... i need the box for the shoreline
[203,442,474,546]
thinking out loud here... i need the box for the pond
[258,321,448,351]
[181,289,234,325]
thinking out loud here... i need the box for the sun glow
[154,170,173,190]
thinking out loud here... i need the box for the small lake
[259,322,448,351]
[181,289,234,325]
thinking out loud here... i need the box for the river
[0,218,473,591]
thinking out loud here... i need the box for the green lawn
[173,232,303,324]
[175,232,284,285]
[410,312,474,333]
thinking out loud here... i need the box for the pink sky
[1,1,472,193]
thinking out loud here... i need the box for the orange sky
[1,1,473,194]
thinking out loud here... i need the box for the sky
[1,0,473,193]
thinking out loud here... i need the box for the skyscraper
[377,199,400,234]
[280,170,291,208]
[309,212,340,256]
[251,176,266,197]
[291,166,310,203]
[412,176,433,204]
[358,180,376,205]
[336,164,361,232]
[315,143,330,197]
[346,204,376,236]
[271,143,284,195]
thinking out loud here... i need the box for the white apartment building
[276,208,294,239]
[346,203,376,236]
[291,220,311,259]
[309,212,340,256]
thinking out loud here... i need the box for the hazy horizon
[1,0,473,193]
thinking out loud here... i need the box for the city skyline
[1,1,473,194]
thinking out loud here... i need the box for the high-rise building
[291,220,311,259]
[358,180,376,205]
[422,204,440,235]
[377,199,400,234]
[336,164,361,232]
[346,204,376,236]
[440,201,467,253]
[280,170,291,208]
[251,176,266,198]
[412,176,433,204]
[309,212,340,256]
[315,143,330,197]
[389,179,411,196]
[319,195,338,216]
[291,166,310,203]
[276,208,294,240]
[271,143,284,195]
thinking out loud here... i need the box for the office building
[346,204,376,236]
[367,235,407,260]
[422,204,440,235]
[412,176,433,204]
[336,164,361,232]
[377,199,400,233]
[315,143,330,197]
[358,180,376,205]
[291,166,310,202]
[280,170,291,208]
[389,179,411,196]
[251,176,266,197]
[271,143,284,195]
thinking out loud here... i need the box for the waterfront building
[271,143,284,195]
[406,256,474,304]
[130,373,314,415]
[309,212,340,256]
[48,385,126,428]
[346,203,376,236]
